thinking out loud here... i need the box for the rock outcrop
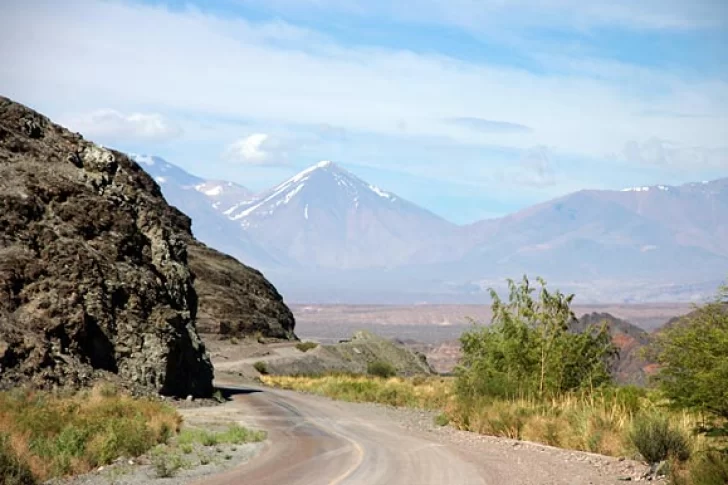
[188,242,296,340]
[262,331,433,377]
[0,97,217,395]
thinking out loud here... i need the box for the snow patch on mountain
[369,184,395,200]
[196,183,223,196]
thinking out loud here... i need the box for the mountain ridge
[134,155,728,303]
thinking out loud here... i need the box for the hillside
[0,97,295,395]
[460,181,728,283]
[573,313,653,385]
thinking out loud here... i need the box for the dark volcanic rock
[0,96,214,396]
[187,242,296,340]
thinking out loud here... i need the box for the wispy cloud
[1,0,724,165]
[63,109,182,143]
[223,133,291,166]
[447,117,532,134]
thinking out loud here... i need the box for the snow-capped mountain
[131,154,253,209]
[224,161,456,268]
[131,153,728,303]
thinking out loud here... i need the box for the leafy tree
[457,276,615,400]
[652,282,728,420]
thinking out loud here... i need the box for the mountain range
[134,155,728,303]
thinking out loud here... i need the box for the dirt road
[189,379,650,485]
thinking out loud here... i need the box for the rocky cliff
[187,242,295,339]
[0,97,291,396]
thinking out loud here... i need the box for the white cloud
[224,133,290,165]
[0,0,725,171]
[64,109,182,142]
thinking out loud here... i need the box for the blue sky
[1,0,727,223]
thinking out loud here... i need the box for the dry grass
[262,374,454,410]
[0,385,181,482]
[449,392,701,458]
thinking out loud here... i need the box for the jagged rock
[0,96,214,396]
[188,242,296,340]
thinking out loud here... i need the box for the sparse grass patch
[296,341,319,352]
[262,374,453,410]
[178,424,265,448]
[150,446,185,478]
[0,386,181,482]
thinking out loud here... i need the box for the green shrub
[456,276,615,401]
[367,360,396,378]
[629,413,691,464]
[295,341,319,352]
[434,413,450,427]
[651,290,728,420]
[689,451,728,485]
[0,434,36,485]
[253,361,269,375]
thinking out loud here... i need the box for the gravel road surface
[192,378,654,485]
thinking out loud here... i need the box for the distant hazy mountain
[134,154,728,303]
[223,161,456,268]
[456,179,728,288]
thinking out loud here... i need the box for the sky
[1,0,727,223]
